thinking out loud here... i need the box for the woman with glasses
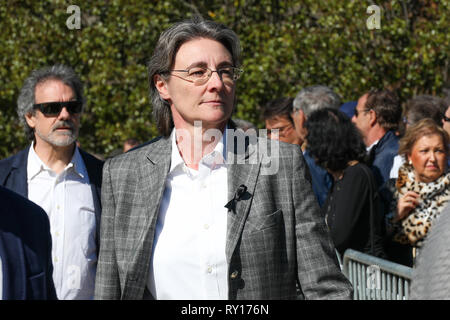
[94,17,352,300]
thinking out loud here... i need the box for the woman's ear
[154,74,170,100]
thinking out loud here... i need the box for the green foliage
[0,0,448,158]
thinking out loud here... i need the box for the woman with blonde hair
[386,118,450,266]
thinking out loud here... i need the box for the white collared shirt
[148,129,229,300]
[27,143,97,300]
[389,154,405,179]
[366,139,379,153]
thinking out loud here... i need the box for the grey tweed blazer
[411,203,450,299]
[94,131,353,300]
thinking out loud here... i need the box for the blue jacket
[0,185,57,299]
[0,146,104,247]
[370,130,399,190]
[303,150,332,208]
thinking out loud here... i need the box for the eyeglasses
[354,108,370,117]
[267,124,294,138]
[169,66,243,86]
[33,101,82,116]
[443,115,450,122]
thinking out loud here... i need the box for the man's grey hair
[17,64,85,140]
[148,16,242,137]
[293,85,341,118]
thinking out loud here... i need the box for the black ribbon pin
[225,184,247,212]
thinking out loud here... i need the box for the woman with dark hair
[306,108,385,257]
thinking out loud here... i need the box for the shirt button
[55,231,60,237]
[207,266,213,274]
[204,224,210,230]
[230,271,239,279]
[54,257,58,263]
[57,205,60,210]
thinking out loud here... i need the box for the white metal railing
[342,249,413,300]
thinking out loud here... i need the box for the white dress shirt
[27,143,97,300]
[148,129,229,300]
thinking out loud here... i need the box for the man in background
[0,65,103,299]
[352,89,402,189]
[263,97,302,145]
[292,85,341,207]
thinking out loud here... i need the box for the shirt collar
[366,139,379,152]
[169,125,228,174]
[27,141,87,180]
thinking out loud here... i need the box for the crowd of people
[262,86,450,269]
[1,16,450,300]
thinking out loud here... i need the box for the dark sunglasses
[33,101,82,116]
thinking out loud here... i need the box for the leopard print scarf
[393,163,450,247]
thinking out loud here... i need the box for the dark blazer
[0,146,104,244]
[370,130,399,190]
[0,185,57,299]
[94,130,353,300]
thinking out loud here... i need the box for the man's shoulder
[0,147,29,185]
[0,147,29,169]
[379,131,399,151]
[374,131,399,162]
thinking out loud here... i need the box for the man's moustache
[52,121,74,131]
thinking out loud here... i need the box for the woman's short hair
[305,108,367,172]
[17,64,85,140]
[404,95,446,127]
[148,16,242,136]
[398,118,450,160]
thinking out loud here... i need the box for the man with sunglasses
[0,65,103,300]
[351,89,402,190]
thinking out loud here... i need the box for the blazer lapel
[225,131,261,263]
[123,137,172,291]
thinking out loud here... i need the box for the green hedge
[0,0,448,158]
